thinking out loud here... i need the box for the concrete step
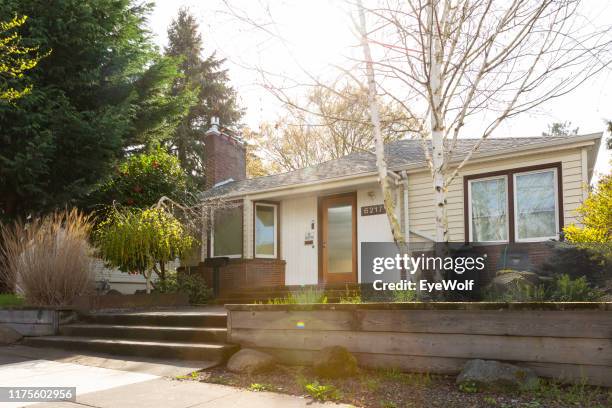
[59,324,228,343]
[80,313,227,328]
[23,336,237,362]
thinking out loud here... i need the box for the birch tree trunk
[357,0,404,245]
[428,0,448,244]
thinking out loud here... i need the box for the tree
[245,83,415,173]
[92,147,191,209]
[352,0,611,243]
[0,15,46,101]
[543,121,579,137]
[94,207,195,293]
[165,7,243,187]
[0,0,192,221]
[564,173,612,262]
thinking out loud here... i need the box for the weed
[381,401,398,408]
[458,381,479,393]
[303,381,341,401]
[483,396,498,406]
[248,383,274,392]
[175,371,199,380]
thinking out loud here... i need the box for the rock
[491,270,540,289]
[0,325,22,345]
[227,349,276,374]
[457,359,539,391]
[105,289,122,296]
[313,346,357,378]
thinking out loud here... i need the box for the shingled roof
[201,133,601,199]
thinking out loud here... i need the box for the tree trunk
[357,0,404,245]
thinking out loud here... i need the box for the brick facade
[204,130,246,190]
[185,258,286,294]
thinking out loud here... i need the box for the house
[191,119,602,295]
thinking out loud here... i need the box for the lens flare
[296,321,305,329]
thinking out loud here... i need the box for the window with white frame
[468,176,509,242]
[467,166,561,243]
[254,202,278,258]
[211,206,243,258]
[514,169,559,241]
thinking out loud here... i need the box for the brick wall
[204,131,246,190]
[185,258,286,294]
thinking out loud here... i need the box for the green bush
[155,272,212,304]
[548,274,602,301]
[266,286,328,304]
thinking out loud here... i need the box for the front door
[320,193,357,284]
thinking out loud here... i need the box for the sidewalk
[0,346,349,408]
[34,377,351,408]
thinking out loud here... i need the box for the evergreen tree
[0,0,193,220]
[165,7,243,188]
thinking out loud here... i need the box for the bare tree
[224,0,611,243]
[354,0,611,242]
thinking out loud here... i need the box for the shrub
[0,209,95,306]
[392,288,418,302]
[94,207,195,293]
[155,272,212,304]
[548,274,602,301]
[266,286,328,304]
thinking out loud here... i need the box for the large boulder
[457,359,539,391]
[227,349,276,374]
[0,325,22,345]
[313,346,357,378]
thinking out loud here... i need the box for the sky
[149,0,611,177]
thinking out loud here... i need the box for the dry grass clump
[0,209,95,306]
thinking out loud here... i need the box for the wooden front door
[320,193,357,284]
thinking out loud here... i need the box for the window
[466,165,561,243]
[514,169,558,241]
[211,206,243,257]
[254,202,278,258]
[468,176,509,242]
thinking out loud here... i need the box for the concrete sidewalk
[0,346,349,408]
[34,378,351,408]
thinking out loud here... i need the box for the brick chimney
[204,117,246,190]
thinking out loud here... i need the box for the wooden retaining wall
[226,303,612,387]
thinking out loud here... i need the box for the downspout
[400,170,409,244]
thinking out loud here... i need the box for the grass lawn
[0,293,25,307]
[182,365,612,408]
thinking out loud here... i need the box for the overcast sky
[149,0,611,176]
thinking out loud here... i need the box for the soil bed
[182,364,611,408]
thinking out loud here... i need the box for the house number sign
[361,204,386,216]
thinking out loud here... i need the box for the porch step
[59,324,228,343]
[22,336,237,362]
[80,312,227,328]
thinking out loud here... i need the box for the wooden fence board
[229,328,611,366]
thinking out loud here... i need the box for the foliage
[458,380,479,394]
[542,121,579,137]
[93,147,190,209]
[94,207,195,292]
[484,274,602,302]
[247,383,275,392]
[0,293,24,307]
[155,271,212,304]
[538,241,609,284]
[0,209,95,306]
[0,15,47,101]
[392,288,418,302]
[0,0,193,220]
[245,83,414,173]
[564,173,612,257]
[165,7,243,186]
[547,274,602,302]
[302,381,341,401]
[339,287,362,304]
[265,287,328,304]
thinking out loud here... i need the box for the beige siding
[280,196,319,285]
[407,148,587,242]
[243,199,253,258]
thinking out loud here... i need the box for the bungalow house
[192,120,602,296]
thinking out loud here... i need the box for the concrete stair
[22,310,237,363]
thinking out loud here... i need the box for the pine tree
[0,0,193,220]
[165,8,243,188]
